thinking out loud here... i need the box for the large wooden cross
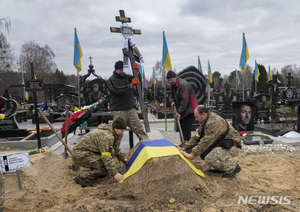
[110,10,150,132]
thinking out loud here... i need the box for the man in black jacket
[106,60,148,141]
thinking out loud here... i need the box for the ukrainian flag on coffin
[120,139,205,182]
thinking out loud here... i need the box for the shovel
[174,106,184,142]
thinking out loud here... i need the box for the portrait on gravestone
[88,83,102,104]
[255,94,270,123]
[232,102,254,131]
[86,78,107,105]
[214,92,226,112]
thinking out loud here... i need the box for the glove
[130,77,140,88]
[132,63,139,70]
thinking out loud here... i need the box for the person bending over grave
[106,60,148,141]
[72,117,128,187]
[237,103,253,131]
[166,70,197,143]
[178,105,242,178]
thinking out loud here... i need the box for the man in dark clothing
[3,89,11,99]
[106,60,148,141]
[166,70,197,143]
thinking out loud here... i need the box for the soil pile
[3,148,300,212]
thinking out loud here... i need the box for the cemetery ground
[2,117,300,212]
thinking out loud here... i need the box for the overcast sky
[1,0,300,80]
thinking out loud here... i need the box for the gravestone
[230,91,241,103]
[232,101,255,131]
[283,73,295,100]
[214,92,226,112]
[85,78,108,106]
[79,58,105,107]
[255,93,270,123]
[244,89,255,102]
[0,97,28,138]
[56,94,78,111]
[178,65,206,105]
[0,97,19,130]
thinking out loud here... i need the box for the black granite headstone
[232,101,255,131]
[255,93,270,123]
[0,97,18,130]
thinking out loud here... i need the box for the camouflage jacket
[72,124,124,176]
[183,112,241,157]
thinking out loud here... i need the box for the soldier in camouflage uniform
[179,105,242,178]
[0,171,4,212]
[72,117,128,187]
[106,60,148,141]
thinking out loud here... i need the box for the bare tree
[18,41,57,83]
[0,17,11,33]
[0,32,14,72]
[0,32,15,94]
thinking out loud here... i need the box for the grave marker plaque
[26,80,43,91]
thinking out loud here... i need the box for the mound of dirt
[3,148,300,212]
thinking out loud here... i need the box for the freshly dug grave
[3,146,300,212]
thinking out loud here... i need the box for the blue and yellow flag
[268,65,273,80]
[239,33,250,72]
[255,61,260,82]
[162,31,172,70]
[153,67,156,85]
[137,63,147,89]
[198,56,203,74]
[121,139,205,182]
[208,60,213,83]
[236,70,240,86]
[138,63,143,78]
[73,28,83,72]
[22,76,29,101]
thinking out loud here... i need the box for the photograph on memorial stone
[232,101,254,131]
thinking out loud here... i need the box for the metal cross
[88,56,93,65]
[285,73,293,88]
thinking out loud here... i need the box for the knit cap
[112,117,127,129]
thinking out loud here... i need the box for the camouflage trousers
[112,108,148,141]
[204,146,240,174]
[72,150,109,181]
[0,172,4,212]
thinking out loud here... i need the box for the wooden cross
[110,10,141,36]
[285,73,293,88]
[110,10,150,133]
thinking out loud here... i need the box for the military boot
[222,164,241,178]
[208,168,226,173]
[74,175,93,188]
